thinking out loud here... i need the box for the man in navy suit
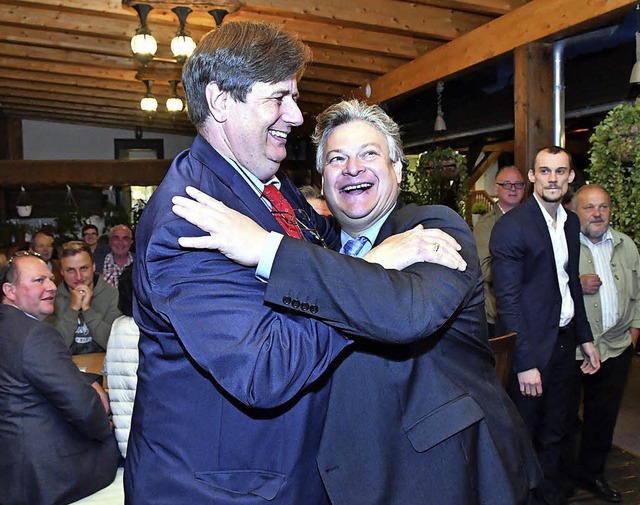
[126,22,464,505]
[173,100,542,504]
[490,146,601,505]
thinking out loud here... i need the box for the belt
[558,320,574,334]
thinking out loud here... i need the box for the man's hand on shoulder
[363,225,467,271]
[172,186,270,267]
[518,368,542,397]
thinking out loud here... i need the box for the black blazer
[490,196,593,373]
[0,305,119,505]
[266,201,541,504]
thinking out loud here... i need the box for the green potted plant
[401,147,469,217]
[588,98,640,248]
[471,201,488,226]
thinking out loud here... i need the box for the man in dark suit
[126,22,464,505]
[173,100,541,504]
[0,252,119,505]
[490,146,601,505]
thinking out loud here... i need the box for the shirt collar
[341,204,396,247]
[222,154,280,196]
[580,227,613,247]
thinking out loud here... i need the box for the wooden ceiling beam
[238,0,493,40]
[400,0,527,16]
[235,11,439,59]
[357,0,636,104]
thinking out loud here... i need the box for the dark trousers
[508,327,578,505]
[566,344,634,478]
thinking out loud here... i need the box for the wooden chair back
[488,333,516,388]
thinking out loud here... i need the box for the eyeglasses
[9,250,42,263]
[272,208,329,249]
[294,209,329,249]
[496,182,525,190]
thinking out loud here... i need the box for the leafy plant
[401,147,469,217]
[471,201,488,215]
[588,99,640,248]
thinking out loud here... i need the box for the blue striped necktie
[343,236,369,257]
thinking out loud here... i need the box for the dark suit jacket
[0,305,119,505]
[265,202,541,505]
[490,196,593,374]
[126,135,349,504]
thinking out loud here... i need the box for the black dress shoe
[577,476,621,503]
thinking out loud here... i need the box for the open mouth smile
[342,182,374,194]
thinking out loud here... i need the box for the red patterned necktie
[262,184,303,239]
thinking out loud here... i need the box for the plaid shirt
[101,252,134,288]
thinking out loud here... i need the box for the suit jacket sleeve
[264,204,481,343]
[22,324,112,441]
[136,157,350,410]
[488,213,534,370]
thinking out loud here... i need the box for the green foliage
[401,147,469,217]
[471,201,488,215]
[588,99,640,248]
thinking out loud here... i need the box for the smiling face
[321,120,401,236]
[211,79,304,182]
[574,185,611,243]
[529,150,575,204]
[2,256,57,320]
[108,226,133,259]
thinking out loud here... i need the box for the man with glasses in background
[473,165,525,337]
[81,224,110,274]
[0,251,119,504]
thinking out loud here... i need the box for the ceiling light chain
[434,81,447,132]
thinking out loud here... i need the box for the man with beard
[565,184,639,503]
[490,146,601,505]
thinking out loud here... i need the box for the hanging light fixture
[140,79,158,112]
[130,4,157,65]
[166,80,184,112]
[170,6,196,64]
[630,4,640,83]
[209,8,229,27]
[434,81,447,132]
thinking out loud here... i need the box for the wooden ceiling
[0,0,635,137]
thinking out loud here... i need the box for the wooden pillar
[514,43,554,174]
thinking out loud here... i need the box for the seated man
[53,241,121,354]
[172,100,541,504]
[102,224,134,288]
[82,224,110,274]
[30,229,62,285]
[0,251,119,505]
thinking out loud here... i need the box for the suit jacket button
[292,299,300,309]
[283,296,292,305]
[310,305,318,314]
[301,302,309,311]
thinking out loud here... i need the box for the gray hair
[311,100,406,173]
[183,21,311,129]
